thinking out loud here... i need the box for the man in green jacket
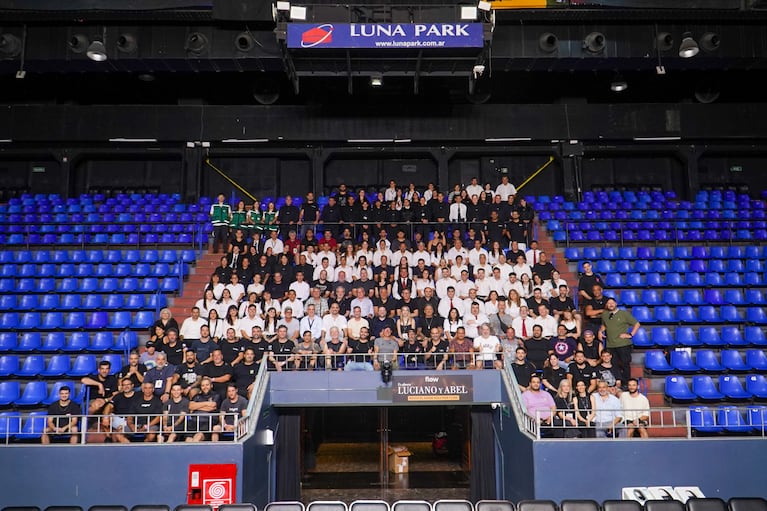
[598,297,640,390]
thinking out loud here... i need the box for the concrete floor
[301,441,470,504]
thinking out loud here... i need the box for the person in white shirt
[321,302,348,342]
[257,292,282,320]
[473,323,502,369]
[301,247,318,267]
[264,230,284,255]
[237,304,265,340]
[455,270,476,300]
[195,290,218,319]
[488,267,507,296]
[313,258,336,282]
[474,268,492,299]
[335,257,354,284]
[463,288,487,316]
[281,290,305,319]
[447,239,468,266]
[179,307,206,341]
[384,180,398,202]
[346,306,370,341]
[246,274,265,297]
[412,242,431,268]
[620,378,651,438]
[355,241,373,265]
[533,304,558,338]
[288,271,311,301]
[316,246,337,268]
[350,287,375,318]
[494,175,517,201]
[467,239,489,267]
[503,272,527,300]
[511,255,533,281]
[438,287,466,318]
[472,253,493,280]
[372,240,393,267]
[449,195,467,224]
[299,304,324,341]
[225,274,246,303]
[465,177,483,199]
[435,268,458,300]
[464,302,490,339]
[205,274,225,301]
[450,255,470,281]
[525,241,542,269]
[511,305,535,340]
[392,243,413,267]
[494,254,514,280]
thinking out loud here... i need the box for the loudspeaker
[212,0,274,21]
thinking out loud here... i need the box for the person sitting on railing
[593,380,623,438]
[163,383,190,443]
[522,375,556,430]
[620,378,650,439]
[553,380,581,439]
[212,384,248,442]
[187,377,221,443]
[126,381,164,443]
[41,385,80,445]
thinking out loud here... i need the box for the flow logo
[300,24,334,47]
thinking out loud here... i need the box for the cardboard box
[387,445,412,473]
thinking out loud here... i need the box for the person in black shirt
[82,360,119,415]
[214,256,233,285]
[202,349,234,398]
[267,272,289,302]
[584,284,609,333]
[319,196,342,237]
[267,325,296,371]
[524,325,553,370]
[42,386,80,444]
[160,328,186,366]
[118,352,147,389]
[106,377,139,444]
[278,195,301,238]
[550,285,576,320]
[188,377,221,442]
[127,381,163,442]
[401,335,425,369]
[417,304,442,340]
[334,183,352,206]
[373,287,399,318]
[345,328,375,371]
[249,327,272,364]
[485,211,509,245]
[173,350,204,399]
[506,210,527,245]
[527,289,550,318]
[511,346,537,392]
[506,240,525,264]
[252,254,272,286]
[542,353,568,396]
[532,252,556,281]
[370,306,397,338]
[233,347,260,398]
[423,327,449,370]
[163,383,191,443]
[569,351,598,393]
[578,262,605,306]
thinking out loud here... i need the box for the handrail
[237,358,270,441]
[500,361,539,439]
[515,156,555,193]
[205,159,258,203]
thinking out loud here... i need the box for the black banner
[392,374,473,402]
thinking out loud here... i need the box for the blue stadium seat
[181,250,196,264]
[626,273,644,287]
[665,376,696,401]
[634,260,650,273]
[0,412,21,440]
[66,354,97,377]
[39,294,61,310]
[147,294,167,309]
[652,260,669,273]
[59,278,78,293]
[134,263,152,277]
[101,354,123,374]
[620,290,640,306]
[675,306,697,323]
[709,260,726,273]
[696,349,724,373]
[718,406,751,433]
[108,311,132,330]
[746,350,767,372]
[114,263,132,277]
[140,277,159,292]
[17,411,47,440]
[120,278,139,293]
[141,250,159,263]
[649,327,674,347]
[0,354,19,377]
[37,278,56,293]
[692,375,725,400]
[721,305,740,323]
[724,289,745,305]
[685,272,703,287]
[40,312,63,330]
[64,312,86,330]
[746,375,767,399]
[725,273,743,286]
[124,295,145,310]
[16,332,42,352]
[114,331,139,352]
[746,260,765,272]
[103,295,125,310]
[100,278,119,293]
[123,249,140,263]
[704,289,723,305]
[631,306,652,323]
[42,381,75,405]
[94,263,113,277]
[62,331,90,352]
[721,350,751,372]
[719,375,752,400]
[595,261,615,274]
[645,350,673,373]
[86,311,109,330]
[745,272,765,286]
[39,354,71,377]
[642,289,662,306]
[600,247,617,260]
[745,289,766,305]
[698,327,725,347]
[14,355,45,377]
[0,381,20,406]
[747,307,767,325]
[705,273,723,287]
[744,326,767,347]
[698,306,720,323]
[161,277,179,293]
[0,312,19,330]
[0,332,17,351]
[80,278,99,293]
[615,260,632,274]
[14,381,48,406]
[105,250,122,263]
[727,260,744,273]
[18,312,41,330]
[132,311,154,329]
[60,294,81,310]
[631,327,652,348]
[90,332,115,352]
[663,290,682,306]
[671,350,700,373]
[674,246,691,259]
[689,406,722,434]
[160,250,178,263]
[747,405,767,432]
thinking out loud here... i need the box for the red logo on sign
[301,24,334,48]
[203,479,232,509]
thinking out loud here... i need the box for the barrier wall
[0,443,243,508]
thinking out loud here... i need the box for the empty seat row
[542,208,766,222]
[0,353,123,381]
[605,272,767,288]
[0,211,207,224]
[616,289,766,307]
[0,294,163,312]
[646,349,767,374]
[634,326,767,348]
[0,223,201,236]
[0,232,206,246]
[0,249,196,264]
[0,262,188,279]
[553,229,767,243]
[590,259,765,274]
[690,405,767,434]
[0,331,138,354]
[631,306,767,325]
[0,277,180,294]
[564,245,767,261]
[665,374,767,401]
[0,311,155,331]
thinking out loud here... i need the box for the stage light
[290,5,307,20]
[678,32,699,58]
[701,32,720,52]
[68,34,89,54]
[656,32,674,52]
[583,32,606,54]
[235,32,255,52]
[610,73,628,92]
[86,40,107,62]
[539,32,558,53]
[185,32,209,56]
[461,6,478,20]
[370,74,383,87]
[0,34,21,58]
[381,360,392,384]
[116,33,137,54]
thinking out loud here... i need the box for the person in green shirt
[230,200,248,232]
[209,194,232,254]
[247,200,265,238]
[598,297,640,390]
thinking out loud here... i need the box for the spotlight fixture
[539,32,558,53]
[86,40,107,62]
[701,32,721,52]
[380,360,393,384]
[0,34,21,58]
[185,32,209,56]
[656,32,674,52]
[68,34,89,54]
[583,32,606,54]
[289,5,307,20]
[116,34,137,54]
[678,32,699,58]
[370,74,383,87]
[610,73,628,92]
[235,32,255,52]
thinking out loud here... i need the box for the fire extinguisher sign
[203,479,233,508]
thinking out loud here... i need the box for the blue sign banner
[287,23,485,49]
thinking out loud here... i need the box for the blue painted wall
[0,443,243,508]
[242,391,279,508]
[493,386,535,503]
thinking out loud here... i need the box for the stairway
[168,251,221,319]
[535,219,580,291]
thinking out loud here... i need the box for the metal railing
[261,350,497,371]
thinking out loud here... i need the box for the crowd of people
[43,177,646,443]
